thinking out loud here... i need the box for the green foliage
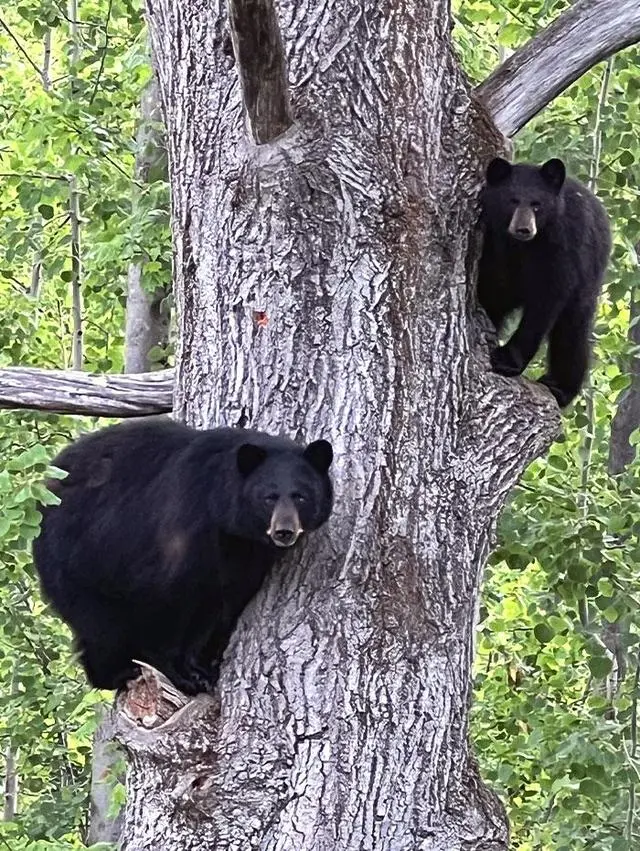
[0,0,170,375]
[0,0,167,843]
[454,1,640,847]
[0,412,111,845]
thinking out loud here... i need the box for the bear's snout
[267,498,303,548]
[508,206,537,241]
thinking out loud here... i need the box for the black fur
[478,157,611,407]
[32,419,334,694]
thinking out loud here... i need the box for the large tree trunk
[114,1,561,848]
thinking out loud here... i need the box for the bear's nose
[516,226,532,236]
[272,528,297,547]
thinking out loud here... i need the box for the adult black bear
[32,419,334,694]
[478,156,611,407]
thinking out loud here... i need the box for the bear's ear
[485,157,512,185]
[303,440,333,474]
[540,158,565,191]
[237,443,268,477]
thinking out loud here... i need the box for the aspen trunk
[124,78,171,374]
[115,2,559,847]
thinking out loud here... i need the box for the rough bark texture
[125,78,171,374]
[114,2,561,849]
[477,0,640,137]
[0,367,172,416]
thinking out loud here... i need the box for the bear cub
[32,419,334,695]
[478,156,611,407]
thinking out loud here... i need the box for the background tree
[0,0,639,849]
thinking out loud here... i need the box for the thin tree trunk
[124,78,171,373]
[2,744,18,822]
[602,243,640,694]
[68,0,83,369]
[609,244,640,477]
[28,32,51,301]
[114,2,559,848]
[87,708,124,846]
[2,666,19,822]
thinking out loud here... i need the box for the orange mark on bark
[253,310,269,328]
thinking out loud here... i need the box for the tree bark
[124,78,171,374]
[114,1,560,848]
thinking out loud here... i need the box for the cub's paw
[490,346,524,377]
[538,374,576,409]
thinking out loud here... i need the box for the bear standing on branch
[33,419,334,695]
[478,156,612,407]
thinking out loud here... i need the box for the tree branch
[228,0,293,144]
[0,368,173,417]
[476,0,640,137]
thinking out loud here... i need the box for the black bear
[478,156,611,407]
[32,418,334,695]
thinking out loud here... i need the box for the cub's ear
[303,440,333,474]
[540,158,565,191]
[237,444,268,477]
[485,157,512,185]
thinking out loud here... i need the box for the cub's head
[482,157,566,242]
[235,439,334,548]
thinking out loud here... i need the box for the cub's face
[236,440,333,548]
[482,157,566,243]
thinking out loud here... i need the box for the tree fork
[228,0,292,144]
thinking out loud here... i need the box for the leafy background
[0,0,638,847]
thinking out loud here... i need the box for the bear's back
[50,417,194,494]
[559,177,611,270]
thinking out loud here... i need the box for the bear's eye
[292,492,306,504]
[509,197,520,205]
[531,201,541,211]
[264,493,278,505]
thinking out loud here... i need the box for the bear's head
[482,157,566,242]
[235,439,334,548]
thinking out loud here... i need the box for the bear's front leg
[490,297,563,379]
[490,344,527,377]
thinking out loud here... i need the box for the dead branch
[0,367,173,417]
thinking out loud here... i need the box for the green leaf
[547,454,568,471]
[534,623,554,644]
[588,655,613,679]
[38,204,54,220]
